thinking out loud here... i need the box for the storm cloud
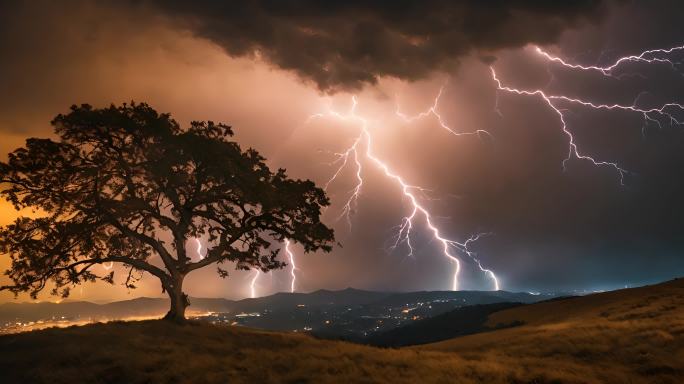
[152,0,607,91]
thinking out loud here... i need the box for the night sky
[1,0,683,301]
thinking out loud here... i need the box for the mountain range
[0,288,547,326]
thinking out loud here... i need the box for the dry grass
[0,319,543,384]
[419,278,684,384]
[1,279,683,383]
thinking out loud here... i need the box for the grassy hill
[418,278,684,383]
[0,278,682,383]
[0,319,533,384]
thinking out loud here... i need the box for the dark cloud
[152,0,607,91]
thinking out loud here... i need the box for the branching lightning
[309,93,499,291]
[395,81,491,139]
[492,44,684,185]
[323,134,364,230]
[491,67,630,183]
[534,44,684,77]
[463,233,499,291]
[243,44,683,298]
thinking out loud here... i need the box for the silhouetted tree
[0,103,334,321]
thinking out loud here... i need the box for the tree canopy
[0,103,335,320]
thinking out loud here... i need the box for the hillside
[418,278,684,383]
[1,280,682,383]
[0,319,560,384]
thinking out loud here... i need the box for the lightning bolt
[285,239,298,293]
[250,269,261,299]
[221,43,684,298]
[395,81,491,139]
[492,44,684,185]
[315,102,365,231]
[247,44,682,298]
[310,93,499,291]
[464,233,499,291]
[534,44,684,77]
[247,239,296,297]
[324,135,364,230]
[491,67,629,183]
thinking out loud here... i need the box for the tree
[0,103,335,321]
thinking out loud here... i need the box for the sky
[1,0,684,302]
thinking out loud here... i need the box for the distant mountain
[0,297,165,324]
[0,288,547,332]
[229,287,390,313]
[0,301,102,323]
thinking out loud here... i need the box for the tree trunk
[163,274,189,323]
